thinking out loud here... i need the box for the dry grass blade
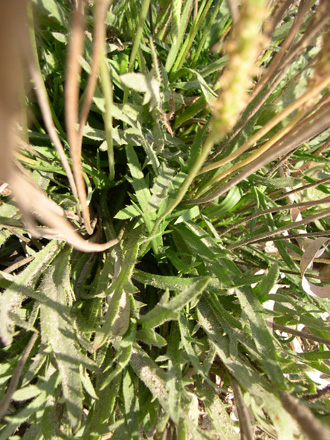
[230,375,254,440]
[0,332,39,420]
[266,322,330,346]
[77,0,112,146]
[229,208,330,250]
[9,171,124,252]
[209,0,329,162]
[300,237,330,298]
[22,5,77,199]
[65,0,93,234]
[279,392,330,440]
[0,0,123,253]
[0,0,25,184]
[250,0,313,100]
[219,196,330,237]
[190,108,330,205]
[200,73,330,177]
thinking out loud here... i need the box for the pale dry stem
[65,0,93,234]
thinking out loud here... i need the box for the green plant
[1,1,330,439]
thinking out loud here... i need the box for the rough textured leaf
[40,248,84,431]
[140,277,210,329]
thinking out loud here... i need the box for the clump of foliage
[1,0,330,439]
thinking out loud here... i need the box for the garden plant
[0,0,330,439]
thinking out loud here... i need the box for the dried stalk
[219,196,330,237]
[229,207,330,250]
[0,332,39,420]
[279,391,330,440]
[188,107,330,205]
[65,0,93,234]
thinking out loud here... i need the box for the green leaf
[254,263,280,300]
[197,296,294,439]
[172,223,216,260]
[40,248,84,431]
[12,385,42,402]
[196,379,240,440]
[133,269,210,290]
[147,163,176,213]
[140,277,210,329]
[122,368,140,440]
[115,202,142,220]
[120,72,160,108]
[0,372,59,440]
[203,186,241,218]
[94,228,141,348]
[136,328,167,347]
[165,0,194,73]
[0,241,61,346]
[166,323,182,425]
[80,366,98,400]
[34,0,68,27]
[236,285,285,387]
[126,145,156,233]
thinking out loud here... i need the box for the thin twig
[219,196,330,237]
[279,391,330,440]
[303,385,330,402]
[266,321,330,346]
[0,332,39,420]
[187,108,330,205]
[23,3,77,199]
[3,256,35,274]
[230,374,255,440]
[229,207,330,249]
[237,230,330,246]
[77,0,112,146]
[231,175,330,218]
[65,0,93,234]
[273,176,330,203]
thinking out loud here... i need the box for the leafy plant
[1,0,330,439]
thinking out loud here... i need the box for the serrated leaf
[0,372,59,440]
[166,323,182,425]
[133,269,213,290]
[140,277,210,329]
[196,380,240,440]
[236,285,285,387]
[0,241,61,346]
[114,203,142,220]
[147,163,176,212]
[94,228,141,349]
[126,145,156,233]
[40,248,84,431]
[197,297,294,439]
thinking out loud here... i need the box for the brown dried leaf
[9,171,123,253]
[300,237,330,298]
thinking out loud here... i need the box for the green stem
[123,0,151,103]
[99,55,115,180]
[140,134,215,255]
[173,0,213,73]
